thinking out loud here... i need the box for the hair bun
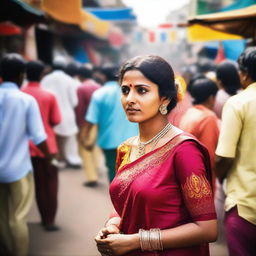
[175,76,186,102]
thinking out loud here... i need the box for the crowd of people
[0,46,256,256]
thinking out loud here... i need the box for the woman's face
[120,69,168,123]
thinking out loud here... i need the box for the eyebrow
[121,84,150,87]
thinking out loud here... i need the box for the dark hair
[65,62,79,77]
[26,60,44,81]
[187,74,205,94]
[216,61,241,96]
[189,77,218,105]
[118,55,177,113]
[102,66,118,81]
[0,53,26,82]
[78,65,92,78]
[238,47,256,81]
[53,58,66,71]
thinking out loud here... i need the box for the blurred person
[215,47,256,255]
[92,66,107,85]
[0,54,51,256]
[41,57,81,168]
[213,60,242,118]
[22,60,61,231]
[76,64,101,187]
[65,61,81,89]
[168,74,192,127]
[212,60,241,243]
[179,77,219,174]
[64,61,84,168]
[82,66,138,182]
[95,55,217,256]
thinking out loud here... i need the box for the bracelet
[139,228,163,251]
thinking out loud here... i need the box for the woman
[179,76,219,173]
[95,55,217,256]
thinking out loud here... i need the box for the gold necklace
[136,123,172,158]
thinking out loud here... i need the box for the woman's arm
[95,219,217,256]
[161,219,217,248]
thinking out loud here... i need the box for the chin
[126,116,140,123]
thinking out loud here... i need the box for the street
[28,167,228,256]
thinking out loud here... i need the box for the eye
[121,85,130,95]
[137,87,148,94]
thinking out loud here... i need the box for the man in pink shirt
[75,65,101,187]
[22,60,61,231]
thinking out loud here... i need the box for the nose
[126,90,136,104]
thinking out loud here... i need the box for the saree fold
[110,134,216,256]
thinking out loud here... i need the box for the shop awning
[41,0,111,38]
[0,0,45,27]
[188,4,256,41]
[0,22,22,35]
[187,24,242,42]
[85,7,136,21]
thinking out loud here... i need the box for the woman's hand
[96,224,120,239]
[95,233,140,256]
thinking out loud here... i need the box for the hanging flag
[148,31,155,43]
[169,30,177,42]
[160,32,167,42]
[135,31,143,42]
[215,41,226,63]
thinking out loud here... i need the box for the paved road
[28,167,228,256]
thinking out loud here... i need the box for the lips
[126,108,140,113]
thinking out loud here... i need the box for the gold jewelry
[159,104,168,115]
[136,123,172,158]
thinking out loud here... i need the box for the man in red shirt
[22,60,61,231]
[76,65,101,187]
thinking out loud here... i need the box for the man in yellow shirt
[216,47,256,256]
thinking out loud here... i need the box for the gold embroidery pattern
[116,141,176,197]
[182,173,215,217]
[182,173,211,199]
[118,144,131,170]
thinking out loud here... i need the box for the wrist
[129,233,140,251]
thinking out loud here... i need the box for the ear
[160,96,171,106]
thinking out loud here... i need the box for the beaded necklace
[136,123,172,158]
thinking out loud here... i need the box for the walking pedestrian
[22,60,61,231]
[76,65,101,187]
[216,47,256,256]
[83,66,138,182]
[0,54,51,256]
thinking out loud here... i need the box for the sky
[122,0,190,28]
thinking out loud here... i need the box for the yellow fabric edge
[188,24,243,42]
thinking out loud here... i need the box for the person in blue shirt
[0,53,51,256]
[81,66,138,183]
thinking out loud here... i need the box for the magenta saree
[110,134,216,256]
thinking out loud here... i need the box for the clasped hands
[95,224,138,256]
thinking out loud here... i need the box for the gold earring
[159,104,168,115]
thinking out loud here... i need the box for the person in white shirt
[41,57,81,168]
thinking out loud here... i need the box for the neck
[139,116,169,142]
[243,78,254,89]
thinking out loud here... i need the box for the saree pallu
[110,134,216,256]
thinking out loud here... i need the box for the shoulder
[91,86,106,99]
[172,135,208,159]
[118,136,137,151]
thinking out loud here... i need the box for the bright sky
[122,0,190,28]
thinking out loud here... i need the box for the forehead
[122,70,152,84]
